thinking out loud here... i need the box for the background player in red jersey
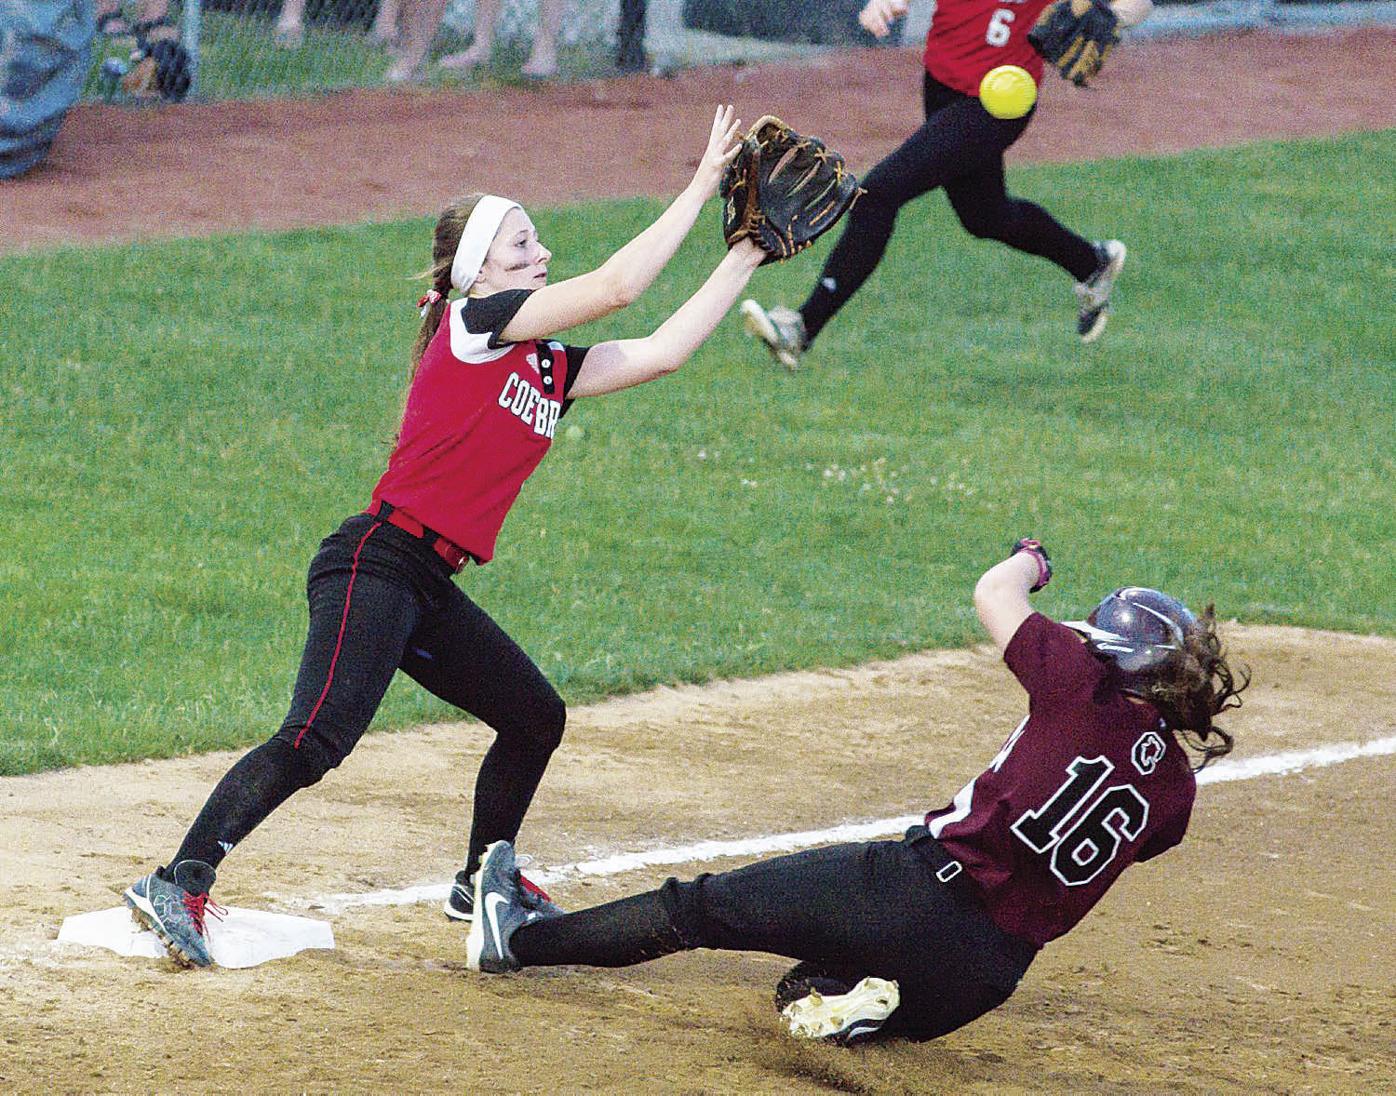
[741,0,1154,363]
[123,106,772,968]
[464,539,1247,1046]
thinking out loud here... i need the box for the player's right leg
[939,114,1124,343]
[126,513,426,967]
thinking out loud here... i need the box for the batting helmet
[1064,587,1198,696]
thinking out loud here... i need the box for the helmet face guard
[1064,587,1198,694]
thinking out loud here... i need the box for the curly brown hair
[1138,604,1248,768]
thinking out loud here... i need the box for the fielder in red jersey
[741,0,1153,365]
[123,106,774,968]
[464,540,1246,1047]
[920,0,1056,94]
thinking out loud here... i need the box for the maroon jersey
[371,290,586,563]
[922,0,1054,97]
[926,613,1195,946]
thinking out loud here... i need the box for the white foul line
[289,734,1396,916]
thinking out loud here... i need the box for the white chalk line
[287,734,1396,916]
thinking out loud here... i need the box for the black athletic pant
[169,512,566,882]
[512,828,1038,1042]
[800,73,1101,345]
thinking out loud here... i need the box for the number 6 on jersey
[986,8,1015,45]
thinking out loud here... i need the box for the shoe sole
[443,899,473,923]
[740,300,800,371]
[123,889,208,969]
[464,843,500,971]
[781,976,900,1043]
[1080,242,1127,345]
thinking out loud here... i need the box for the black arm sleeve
[562,345,590,398]
[556,344,590,420]
[462,289,533,349]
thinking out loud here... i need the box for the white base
[57,905,334,969]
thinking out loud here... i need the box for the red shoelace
[183,891,228,936]
[519,874,553,903]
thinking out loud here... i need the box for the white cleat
[740,299,807,371]
[1075,239,1127,343]
[781,976,901,1045]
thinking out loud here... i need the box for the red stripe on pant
[294,521,381,749]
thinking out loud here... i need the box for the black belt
[903,825,1041,962]
[904,825,980,901]
[366,500,470,573]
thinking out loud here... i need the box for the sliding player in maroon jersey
[466,538,1246,1045]
[123,106,768,968]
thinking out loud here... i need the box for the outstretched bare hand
[858,0,908,38]
[693,104,743,196]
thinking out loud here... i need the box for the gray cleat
[444,863,563,923]
[465,841,547,973]
[124,859,219,968]
[1074,239,1127,343]
[740,299,807,371]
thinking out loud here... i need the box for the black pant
[512,828,1038,1041]
[800,73,1100,345]
[169,512,566,881]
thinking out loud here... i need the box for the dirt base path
[3,625,1394,1092]
[4,28,1394,253]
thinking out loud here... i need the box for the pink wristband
[1014,541,1050,591]
[1027,549,1050,590]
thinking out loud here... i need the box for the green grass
[2,131,1393,775]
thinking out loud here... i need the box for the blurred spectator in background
[386,0,563,82]
[616,0,647,72]
[438,0,564,78]
[1,0,94,179]
[95,0,176,38]
[276,0,403,48]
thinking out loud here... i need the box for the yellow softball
[978,65,1038,120]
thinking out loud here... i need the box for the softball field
[2,27,1394,1095]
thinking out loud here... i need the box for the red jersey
[371,290,586,564]
[922,0,1053,96]
[926,613,1195,946]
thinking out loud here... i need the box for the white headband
[450,195,522,291]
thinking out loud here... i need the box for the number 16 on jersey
[1011,756,1150,887]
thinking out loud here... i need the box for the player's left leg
[400,587,567,918]
[944,157,1124,342]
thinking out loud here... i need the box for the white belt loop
[936,860,963,884]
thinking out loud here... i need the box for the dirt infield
[4,28,1395,253]
[3,626,1394,1092]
